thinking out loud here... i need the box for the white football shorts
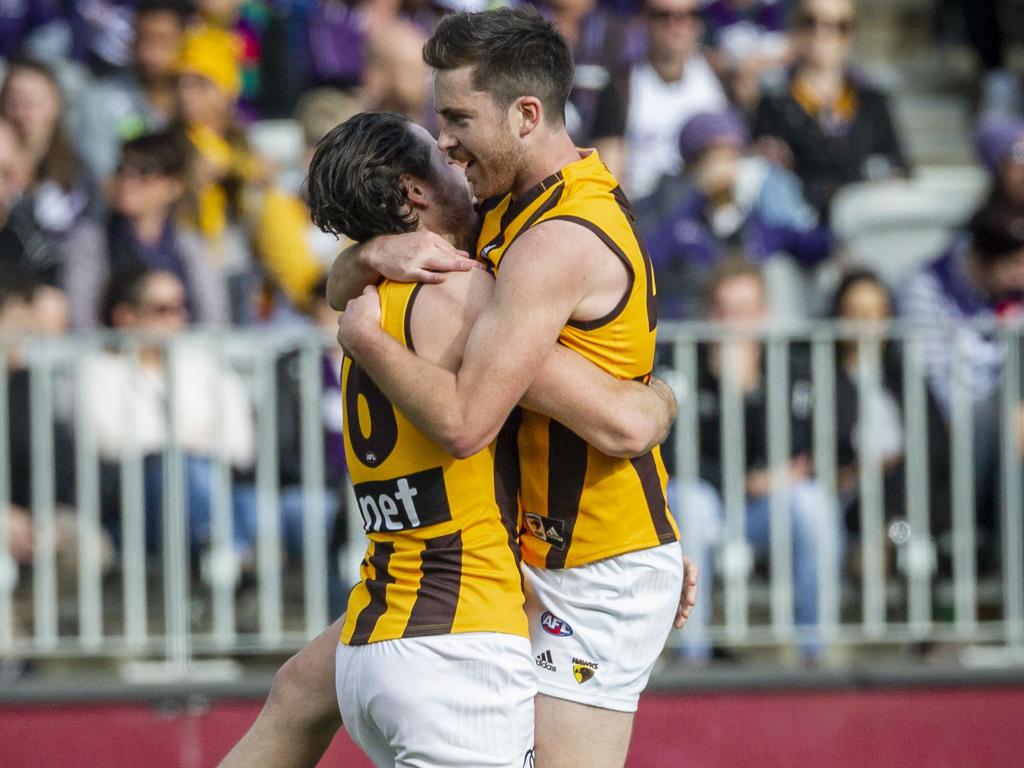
[524,542,684,712]
[335,632,536,767]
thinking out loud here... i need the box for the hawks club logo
[572,657,598,685]
[540,611,574,637]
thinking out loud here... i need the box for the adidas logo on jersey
[535,650,557,672]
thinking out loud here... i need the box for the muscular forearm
[347,329,497,458]
[327,242,379,310]
[522,346,675,457]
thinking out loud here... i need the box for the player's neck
[511,130,580,199]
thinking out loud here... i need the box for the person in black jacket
[669,260,844,661]
[752,0,909,217]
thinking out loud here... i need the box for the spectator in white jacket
[83,265,257,557]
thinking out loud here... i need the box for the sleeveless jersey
[340,280,527,645]
[476,149,680,569]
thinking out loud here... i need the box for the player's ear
[515,97,542,138]
[400,173,430,210]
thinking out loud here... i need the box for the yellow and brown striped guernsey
[339,280,527,645]
[476,149,680,570]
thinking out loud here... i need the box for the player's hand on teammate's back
[649,377,679,436]
[674,556,699,630]
[337,285,383,354]
[365,229,479,284]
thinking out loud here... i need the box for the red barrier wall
[2,686,1023,767]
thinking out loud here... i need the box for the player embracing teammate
[220,8,696,768]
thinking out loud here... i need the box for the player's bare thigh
[533,693,634,768]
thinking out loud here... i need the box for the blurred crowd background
[2,0,1024,669]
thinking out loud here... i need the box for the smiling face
[405,122,476,243]
[434,66,525,202]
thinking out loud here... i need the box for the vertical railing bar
[949,330,977,635]
[857,336,887,637]
[162,337,190,671]
[721,338,749,642]
[812,333,840,642]
[999,329,1023,648]
[902,333,933,636]
[30,345,58,649]
[674,340,699,486]
[209,331,236,647]
[301,339,329,639]
[0,349,14,653]
[74,347,103,649]
[121,340,148,649]
[256,346,283,644]
[767,337,794,640]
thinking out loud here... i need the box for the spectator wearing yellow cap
[177,25,322,322]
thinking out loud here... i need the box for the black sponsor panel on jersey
[353,467,452,532]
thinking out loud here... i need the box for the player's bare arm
[339,219,620,458]
[327,230,477,310]
[404,262,676,457]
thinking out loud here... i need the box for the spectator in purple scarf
[639,109,831,318]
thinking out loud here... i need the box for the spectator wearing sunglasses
[63,130,229,328]
[621,0,728,200]
[752,0,909,217]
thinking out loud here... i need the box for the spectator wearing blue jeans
[670,260,843,661]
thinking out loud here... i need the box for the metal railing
[1,322,1022,668]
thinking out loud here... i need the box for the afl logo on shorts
[540,611,574,637]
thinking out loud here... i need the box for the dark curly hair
[423,7,574,126]
[305,111,435,243]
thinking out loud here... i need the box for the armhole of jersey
[402,282,426,353]
[542,214,636,331]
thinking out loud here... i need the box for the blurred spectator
[1,266,90,585]
[975,115,1024,212]
[362,20,431,124]
[72,0,189,180]
[670,260,843,661]
[830,269,907,532]
[269,278,344,552]
[959,0,1021,118]
[703,0,790,110]
[639,110,831,319]
[177,26,320,321]
[544,0,637,178]
[752,0,909,217]
[85,266,256,556]
[622,0,727,199]
[68,129,229,328]
[1,57,103,226]
[899,200,1024,529]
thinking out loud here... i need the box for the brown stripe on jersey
[477,173,564,266]
[503,185,565,252]
[611,186,658,331]
[403,531,463,637]
[543,214,635,331]
[544,420,589,569]
[348,541,396,644]
[402,283,426,352]
[494,408,524,586]
[630,452,678,544]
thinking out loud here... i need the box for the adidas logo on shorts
[535,650,557,672]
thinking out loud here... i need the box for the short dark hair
[305,111,434,243]
[100,264,153,328]
[0,263,41,314]
[120,128,191,178]
[135,0,193,25]
[969,201,1024,265]
[423,7,574,126]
